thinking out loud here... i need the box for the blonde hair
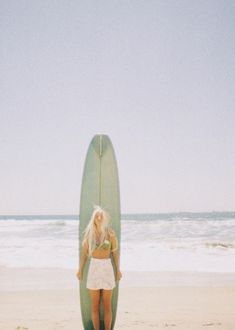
[82,205,111,257]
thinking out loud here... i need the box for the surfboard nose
[91,134,111,157]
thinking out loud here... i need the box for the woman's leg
[89,289,101,330]
[102,289,113,330]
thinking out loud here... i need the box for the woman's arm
[76,241,88,280]
[110,231,120,271]
[112,250,120,272]
[110,232,122,281]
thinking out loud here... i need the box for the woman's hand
[76,270,83,281]
[116,270,122,281]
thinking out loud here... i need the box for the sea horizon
[0,210,234,220]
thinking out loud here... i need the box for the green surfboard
[79,134,121,330]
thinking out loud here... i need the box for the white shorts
[86,257,116,290]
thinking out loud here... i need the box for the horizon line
[0,210,234,217]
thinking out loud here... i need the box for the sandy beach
[1,267,235,330]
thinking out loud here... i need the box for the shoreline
[1,267,235,291]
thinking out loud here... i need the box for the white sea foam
[0,213,234,272]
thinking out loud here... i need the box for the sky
[1,1,234,214]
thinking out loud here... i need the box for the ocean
[0,212,235,273]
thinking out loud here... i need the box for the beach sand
[0,267,235,330]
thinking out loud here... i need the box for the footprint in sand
[164,324,176,327]
[16,327,28,330]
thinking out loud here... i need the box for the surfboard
[79,134,121,330]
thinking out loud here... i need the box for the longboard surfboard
[79,134,121,330]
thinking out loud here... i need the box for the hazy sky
[1,1,234,214]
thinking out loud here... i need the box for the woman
[76,206,122,330]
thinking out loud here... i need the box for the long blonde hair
[82,205,111,257]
